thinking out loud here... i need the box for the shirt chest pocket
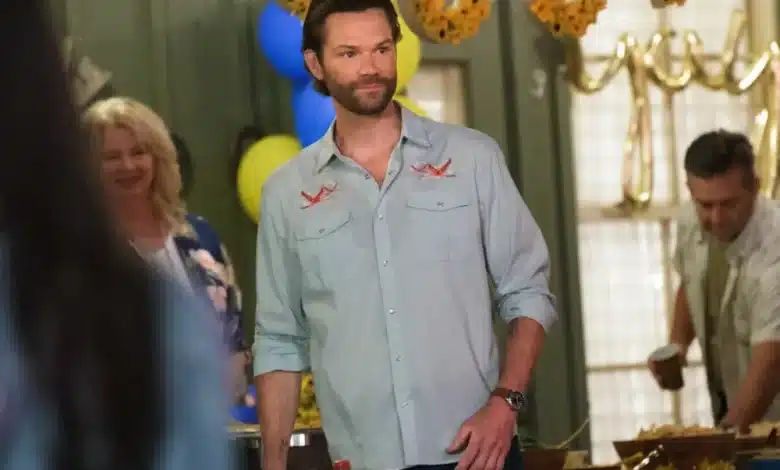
[404,190,479,262]
[293,208,357,287]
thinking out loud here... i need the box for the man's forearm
[256,371,303,470]
[498,317,546,392]
[722,342,780,431]
[670,286,695,355]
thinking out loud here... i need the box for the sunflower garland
[529,0,686,38]
[409,0,492,44]
[276,0,309,17]
[529,0,606,37]
[274,0,491,45]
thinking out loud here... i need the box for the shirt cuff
[252,336,310,376]
[500,294,558,332]
[750,329,780,346]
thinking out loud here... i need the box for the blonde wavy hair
[82,97,185,224]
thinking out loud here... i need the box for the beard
[323,73,397,116]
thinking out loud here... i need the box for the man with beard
[647,130,780,432]
[253,1,556,469]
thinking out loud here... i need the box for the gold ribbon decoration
[565,8,780,209]
[566,35,654,210]
[761,58,780,198]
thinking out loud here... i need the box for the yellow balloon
[236,135,301,223]
[395,4,421,92]
[394,95,428,117]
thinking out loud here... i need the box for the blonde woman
[82,97,250,401]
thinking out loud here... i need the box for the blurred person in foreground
[648,130,780,432]
[0,2,233,470]
[83,96,251,404]
[253,0,556,469]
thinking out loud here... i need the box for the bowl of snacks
[520,438,567,470]
[613,439,661,462]
[660,433,736,470]
[566,466,621,470]
[614,424,732,469]
[737,422,780,452]
[614,425,717,463]
[521,447,567,470]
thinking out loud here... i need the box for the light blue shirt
[0,254,233,470]
[253,106,557,470]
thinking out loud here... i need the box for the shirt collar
[696,196,767,262]
[313,103,432,174]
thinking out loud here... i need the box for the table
[230,428,332,470]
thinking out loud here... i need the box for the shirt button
[395,355,401,361]
[364,174,370,179]
[378,214,384,220]
[389,308,395,315]
[382,260,388,266]
[401,402,408,408]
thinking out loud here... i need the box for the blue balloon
[292,82,336,147]
[257,2,310,83]
[230,385,258,424]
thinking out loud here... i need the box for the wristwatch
[491,387,527,413]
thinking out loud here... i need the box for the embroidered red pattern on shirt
[301,183,337,209]
[411,158,454,178]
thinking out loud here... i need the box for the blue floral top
[172,214,247,353]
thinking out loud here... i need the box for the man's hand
[447,397,516,470]
[647,347,687,387]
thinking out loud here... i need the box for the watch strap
[491,387,527,412]
[491,387,513,399]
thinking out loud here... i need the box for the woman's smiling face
[100,125,155,200]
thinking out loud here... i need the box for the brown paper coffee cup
[649,344,684,391]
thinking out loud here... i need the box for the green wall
[55,0,589,449]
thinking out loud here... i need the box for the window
[571,0,756,463]
[405,64,467,125]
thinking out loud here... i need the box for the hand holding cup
[647,344,685,391]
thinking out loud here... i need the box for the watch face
[507,392,526,411]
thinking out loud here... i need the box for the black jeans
[404,437,523,470]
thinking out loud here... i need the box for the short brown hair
[684,129,756,182]
[302,0,401,95]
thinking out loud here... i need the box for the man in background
[648,130,780,431]
[252,0,557,469]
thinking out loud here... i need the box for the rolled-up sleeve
[252,178,310,376]
[750,265,780,345]
[476,142,557,331]
[672,203,695,277]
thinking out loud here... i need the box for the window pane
[680,365,714,427]
[578,221,669,366]
[405,64,466,125]
[588,369,674,464]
